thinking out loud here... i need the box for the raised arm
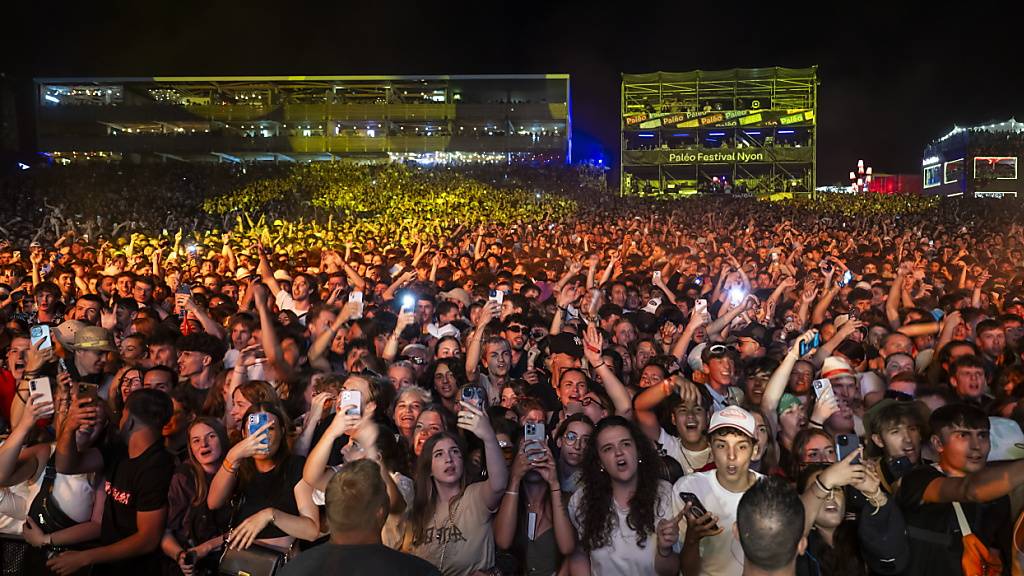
[457,402,508,509]
[465,301,498,383]
[583,323,632,419]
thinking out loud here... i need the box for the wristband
[808,419,824,428]
[815,476,833,493]
[504,490,519,496]
[591,361,607,371]
[221,459,237,474]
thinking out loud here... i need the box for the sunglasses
[504,325,527,334]
[707,344,736,356]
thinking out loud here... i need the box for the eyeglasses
[563,430,590,447]
[580,396,604,409]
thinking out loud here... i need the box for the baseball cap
[734,323,769,347]
[72,326,117,353]
[708,406,757,438]
[548,333,584,359]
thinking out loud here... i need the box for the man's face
[35,290,56,312]
[613,321,637,348]
[388,364,416,391]
[5,337,30,379]
[76,349,106,375]
[977,328,1006,358]
[872,418,922,464]
[736,337,762,359]
[133,281,153,304]
[702,355,734,389]
[177,350,208,379]
[485,341,511,378]
[502,322,528,351]
[882,334,913,357]
[58,273,74,293]
[230,323,253,350]
[936,426,990,474]
[149,343,178,369]
[143,369,175,393]
[672,400,709,445]
[73,299,101,325]
[884,354,914,379]
[951,366,987,400]
[710,431,755,483]
[610,285,627,307]
[99,276,115,297]
[291,275,311,302]
[415,300,434,325]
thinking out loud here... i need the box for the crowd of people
[0,161,1023,576]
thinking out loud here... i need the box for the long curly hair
[575,415,665,551]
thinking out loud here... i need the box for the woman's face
[638,364,666,389]
[788,362,814,395]
[811,471,845,528]
[500,387,518,409]
[120,369,143,400]
[779,403,807,438]
[230,389,252,430]
[433,365,457,399]
[430,437,463,485]
[802,434,837,464]
[596,425,638,484]
[414,411,444,457]
[436,339,461,359]
[189,423,223,467]
[393,393,424,435]
[245,413,283,461]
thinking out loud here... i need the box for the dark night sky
[4,1,1023,183]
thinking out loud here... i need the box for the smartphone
[340,390,362,416]
[678,491,709,519]
[771,252,779,261]
[175,283,192,318]
[838,270,854,288]
[653,271,662,283]
[460,385,488,411]
[29,377,55,417]
[811,378,833,400]
[400,294,415,314]
[30,325,52,350]
[820,260,833,274]
[349,291,364,319]
[694,275,703,285]
[799,332,821,356]
[246,412,270,453]
[10,290,25,303]
[887,455,913,481]
[489,289,504,305]
[728,286,745,306]
[836,434,861,463]
[524,422,546,462]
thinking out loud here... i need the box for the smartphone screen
[30,325,52,350]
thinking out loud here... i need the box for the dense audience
[1,161,1024,575]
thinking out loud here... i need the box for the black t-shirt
[895,465,1012,576]
[99,438,175,575]
[279,543,440,576]
[179,382,211,413]
[238,454,306,540]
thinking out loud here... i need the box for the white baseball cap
[708,406,757,439]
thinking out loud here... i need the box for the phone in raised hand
[29,377,55,418]
[811,378,833,400]
[340,390,362,416]
[30,325,52,350]
[246,412,271,454]
[799,332,821,356]
[349,291,364,319]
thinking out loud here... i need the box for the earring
[638,458,643,463]
[600,466,605,472]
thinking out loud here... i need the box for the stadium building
[33,75,570,164]
[922,119,1024,198]
[620,67,817,197]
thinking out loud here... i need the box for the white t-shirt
[673,469,763,576]
[568,480,682,576]
[658,428,713,475]
[275,291,309,325]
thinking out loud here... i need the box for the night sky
[4,1,1023,183]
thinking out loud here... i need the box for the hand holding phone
[28,377,55,418]
[246,412,271,454]
[340,390,362,416]
[30,325,52,351]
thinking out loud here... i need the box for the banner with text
[623,147,813,165]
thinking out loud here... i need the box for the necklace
[680,445,711,472]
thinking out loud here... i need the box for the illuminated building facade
[620,67,817,196]
[34,75,570,164]
[922,119,1024,198]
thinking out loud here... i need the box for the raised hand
[456,401,495,441]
